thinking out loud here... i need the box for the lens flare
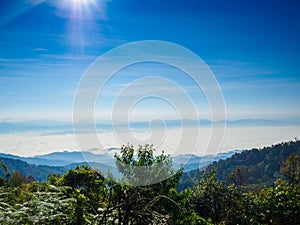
[71,0,88,4]
[54,0,108,53]
[64,0,98,13]
[69,0,92,8]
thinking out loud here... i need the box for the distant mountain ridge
[1,118,300,134]
[2,141,299,185]
[0,151,116,167]
[0,149,241,182]
[172,150,242,172]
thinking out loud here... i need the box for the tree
[0,161,10,186]
[9,170,23,187]
[187,167,252,225]
[229,167,248,187]
[188,168,227,223]
[280,153,300,186]
[60,165,107,214]
[23,175,36,184]
[98,144,186,224]
[253,184,300,225]
[248,153,300,225]
[115,144,182,186]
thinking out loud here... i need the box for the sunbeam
[54,0,109,53]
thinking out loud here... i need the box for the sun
[57,0,107,52]
[70,0,91,6]
[71,0,89,5]
[64,0,100,15]
[58,0,103,16]
[65,0,99,10]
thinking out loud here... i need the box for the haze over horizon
[0,126,299,157]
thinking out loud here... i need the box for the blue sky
[0,0,300,121]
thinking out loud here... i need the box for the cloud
[0,126,299,157]
[204,59,300,91]
[221,77,300,90]
[0,58,36,63]
[33,48,48,52]
[38,53,97,61]
[208,59,279,79]
[0,117,12,122]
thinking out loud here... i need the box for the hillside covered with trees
[0,157,67,182]
[178,139,300,191]
[0,141,299,224]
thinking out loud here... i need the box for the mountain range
[0,151,117,168]
[1,118,300,134]
[0,150,241,181]
[2,140,299,185]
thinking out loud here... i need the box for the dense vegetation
[178,139,300,191]
[0,157,67,181]
[0,140,300,224]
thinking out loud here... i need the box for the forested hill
[1,140,300,187]
[0,157,67,181]
[179,140,300,191]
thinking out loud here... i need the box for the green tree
[188,168,227,223]
[9,170,23,187]
[101,144,186,224]
[280,153,300,186]
[187,167,252,225]
[246,153,300,225]
[253,184,300,225]
[115,144,182,186]
[60,165,107,215]
[0,161,10,186]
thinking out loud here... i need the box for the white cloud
[1,126,299,157]
[208,59,279,78]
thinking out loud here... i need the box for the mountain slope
[0,149,240,182]
[0,157,67,181]
[172,150,242,172]
[211,140,300,187]
[2,140,299,185]
[178,140,300,191]
[0,149,238,172]
[0,151,116,167]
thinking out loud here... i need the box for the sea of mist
[0,126,299,157]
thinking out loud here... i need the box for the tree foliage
[180,139,300,191]
[0,141,299,224]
